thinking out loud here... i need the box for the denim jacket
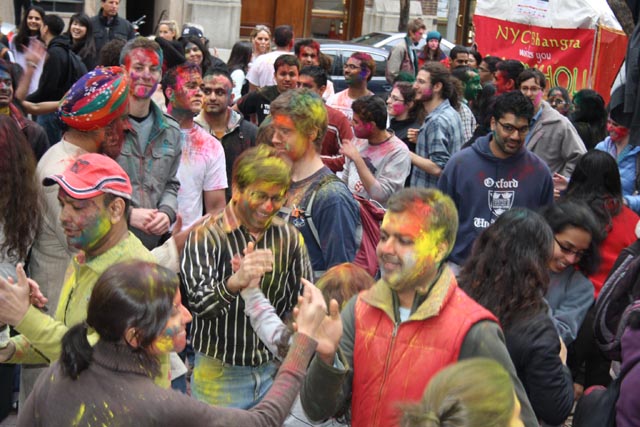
[118,102,181,246]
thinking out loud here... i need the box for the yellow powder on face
[153,334,175,354]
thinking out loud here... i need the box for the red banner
[474,15,596,94]
[592,26,627,104]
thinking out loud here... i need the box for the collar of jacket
[360,265,456,322]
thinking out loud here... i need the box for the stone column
[183,0,241,49]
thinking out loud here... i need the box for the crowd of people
[0,2,639,426]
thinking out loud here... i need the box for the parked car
[318,40,392,97]
[351,31,455,56]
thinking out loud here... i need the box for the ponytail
[60,323,93,380]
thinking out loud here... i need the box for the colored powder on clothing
[71,403,86,426]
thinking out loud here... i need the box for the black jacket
[91,9,135,55]
[505,310,574,426]
[26,36,77,103]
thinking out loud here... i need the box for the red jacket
[351,268,497,427]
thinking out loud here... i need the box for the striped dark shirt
[181,203,312,366]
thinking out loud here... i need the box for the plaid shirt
[410,99,464,188]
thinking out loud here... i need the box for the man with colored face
[385,18,425,83]
[342,95,411,206]
[495,59,524,95]
[515,68,585,177]
[119,38,182,249]
[410,62,464,189]
[91,0,135,55]
[438,91,554,270]
[235,54,299,125]
[182,145,312,409]
[270,88,360,279]
[294,38,335,100]
[298,65,354,172]
[326,52,375,121]
[195,69,258,201]
[162,63,227,229]
[0,153,158,382]
[0,59,49,161]
[300,187,539,427]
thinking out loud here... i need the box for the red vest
[351,280,497,427]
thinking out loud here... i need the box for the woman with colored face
[595,115,640,215]
[546,86,571,116]
[66,13,97,71]
[387,82,421,187]
[20,260,332,426]
[9,5,46,95]
[540,202,602,348]
[562,150,640,394]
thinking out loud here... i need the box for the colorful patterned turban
[58,66,130,131]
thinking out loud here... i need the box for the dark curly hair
[459,208,553,329]
[564,150,622,234]
[0,116,40,262]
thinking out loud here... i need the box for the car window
[371,53,388,77]
[351,33,388,46]
[321,50,341,75]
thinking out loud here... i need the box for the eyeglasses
[478,66,490,73]
[254,25,270,32]
[343,63,361,70]
[497,121,530,135]
[549,99,568,107]
[388,95,405,103]
[554,237,586,259]
[248,190,286,205]
[520,85,541,94]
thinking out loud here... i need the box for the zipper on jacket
[372,320,400,425]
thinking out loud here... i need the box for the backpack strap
[635,152,640,194]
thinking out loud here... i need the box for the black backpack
[594,240,640,361]
[67,49,88,84]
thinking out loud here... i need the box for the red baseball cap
[43,153,132,200]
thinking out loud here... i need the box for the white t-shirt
[177,125,227,228]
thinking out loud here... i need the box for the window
[39,0,84,14]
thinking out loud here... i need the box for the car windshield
[351,33,389,46]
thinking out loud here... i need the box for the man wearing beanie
[385,18,426,84]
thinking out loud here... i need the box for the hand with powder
[340,139,361,162]
[228,242,273,293]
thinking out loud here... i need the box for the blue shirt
[410,99,464,188]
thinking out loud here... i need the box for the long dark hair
[13,5,45,54]
[227,41,252,74]
[179,36,213,75]
[60,261,178,380]
[459,208,554,329]
[0,116,40,262]
[67,13,96,63]
[564,150,623,233]
[540,201,603,275]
